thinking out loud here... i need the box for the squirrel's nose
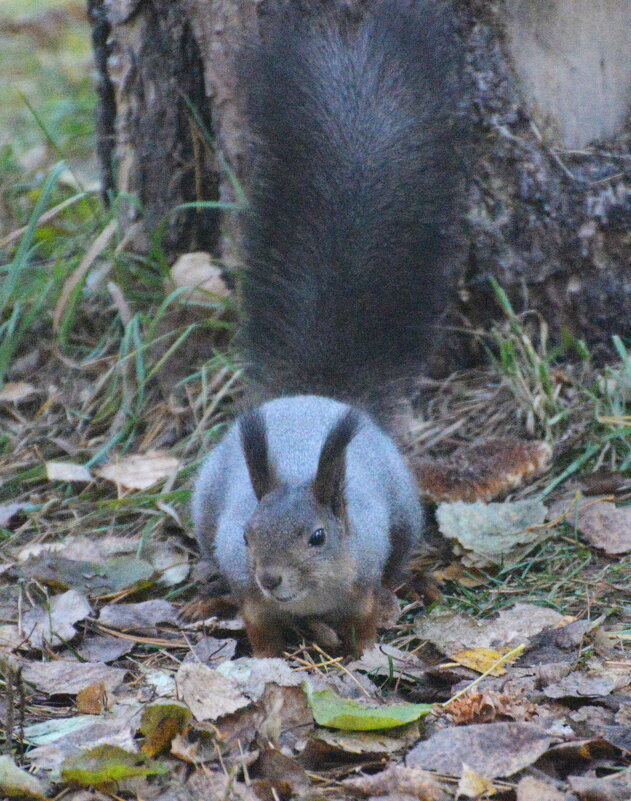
[258,571,282,591]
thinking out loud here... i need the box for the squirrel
[191,0,465,657]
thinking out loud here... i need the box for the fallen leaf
[569,767,631,800]
[77,682,108,714]
[544,671,617,699]
[0,382,36,403]
[406,722,555,779]
[516,775,566,801]
[169,251,230,301]
[444,690,536,725]
[95,450,180,490]
[0,755,47,800]
[76,634,134,663]
[457,764,498,798]
[217,657,305,701]
[183,635,237,666]
[99,599,178,630]
[24,704,143,770]
[415,603,566,657]
[15,554,155,596]
[61,744,169,788]
[451,646,516,676]
[181,772,259,801]
[313,724,419,755]
[346,643,429,680]
[176,663,250,721]
[140,701,192,756]
[577,501,631,554]
[45,461,92,482]
[22,661,127,695]
[304,684,432,731]
[436,499,549,567]
[343,764,449,800]
[21,589,92,650]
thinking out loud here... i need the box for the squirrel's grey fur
[193,396,422,610]
[192,1,465,648]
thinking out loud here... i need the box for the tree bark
[89,0,631,362]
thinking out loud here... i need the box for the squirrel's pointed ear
[240,409,278,501]
[313,410,361,515]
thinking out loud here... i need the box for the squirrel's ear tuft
[313,409,361,515]
[240,409,278,501]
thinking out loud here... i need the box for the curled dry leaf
[457,764,498,799]
[0,382,37,403]
[169,251,230,301]
[45,461,92,483]
[444,690,537,725]
[418,437,551,503]
[95,450,180,491]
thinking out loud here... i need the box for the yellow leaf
[451,647,515,677]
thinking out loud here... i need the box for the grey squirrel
[192,1,465,656]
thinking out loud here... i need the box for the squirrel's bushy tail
[240,0,466,424]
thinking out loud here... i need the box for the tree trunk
[89,0,631,363]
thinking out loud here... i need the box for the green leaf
[303,683,432,731]
[61,745,168,788]
[140,702,192,756]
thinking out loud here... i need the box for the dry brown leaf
[175,663,250,721]
[577,501,631,554]
[418,437,551,503]
[77,682,109,714]
[516,775,567,801]
[98,600,179,631]
[21,589,92,650]
[415,603,566,657]
[569,767,631,800]
[343,764,449,800]
[46,461,92,483]
[216,657,306,701]
[444,690,536,725]
[313,725,419,755]
[406,722,556,779]
[95,450,180,490]
[544,671,617,700]
[457,764,498,798]
[432,561,488,588]
[169,251,230,301]
[22,661,127,696]
[0,382,36,402]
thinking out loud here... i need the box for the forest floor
[0,4,630,801]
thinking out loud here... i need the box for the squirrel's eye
[308,528,326,547]
[243,532,249,546]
